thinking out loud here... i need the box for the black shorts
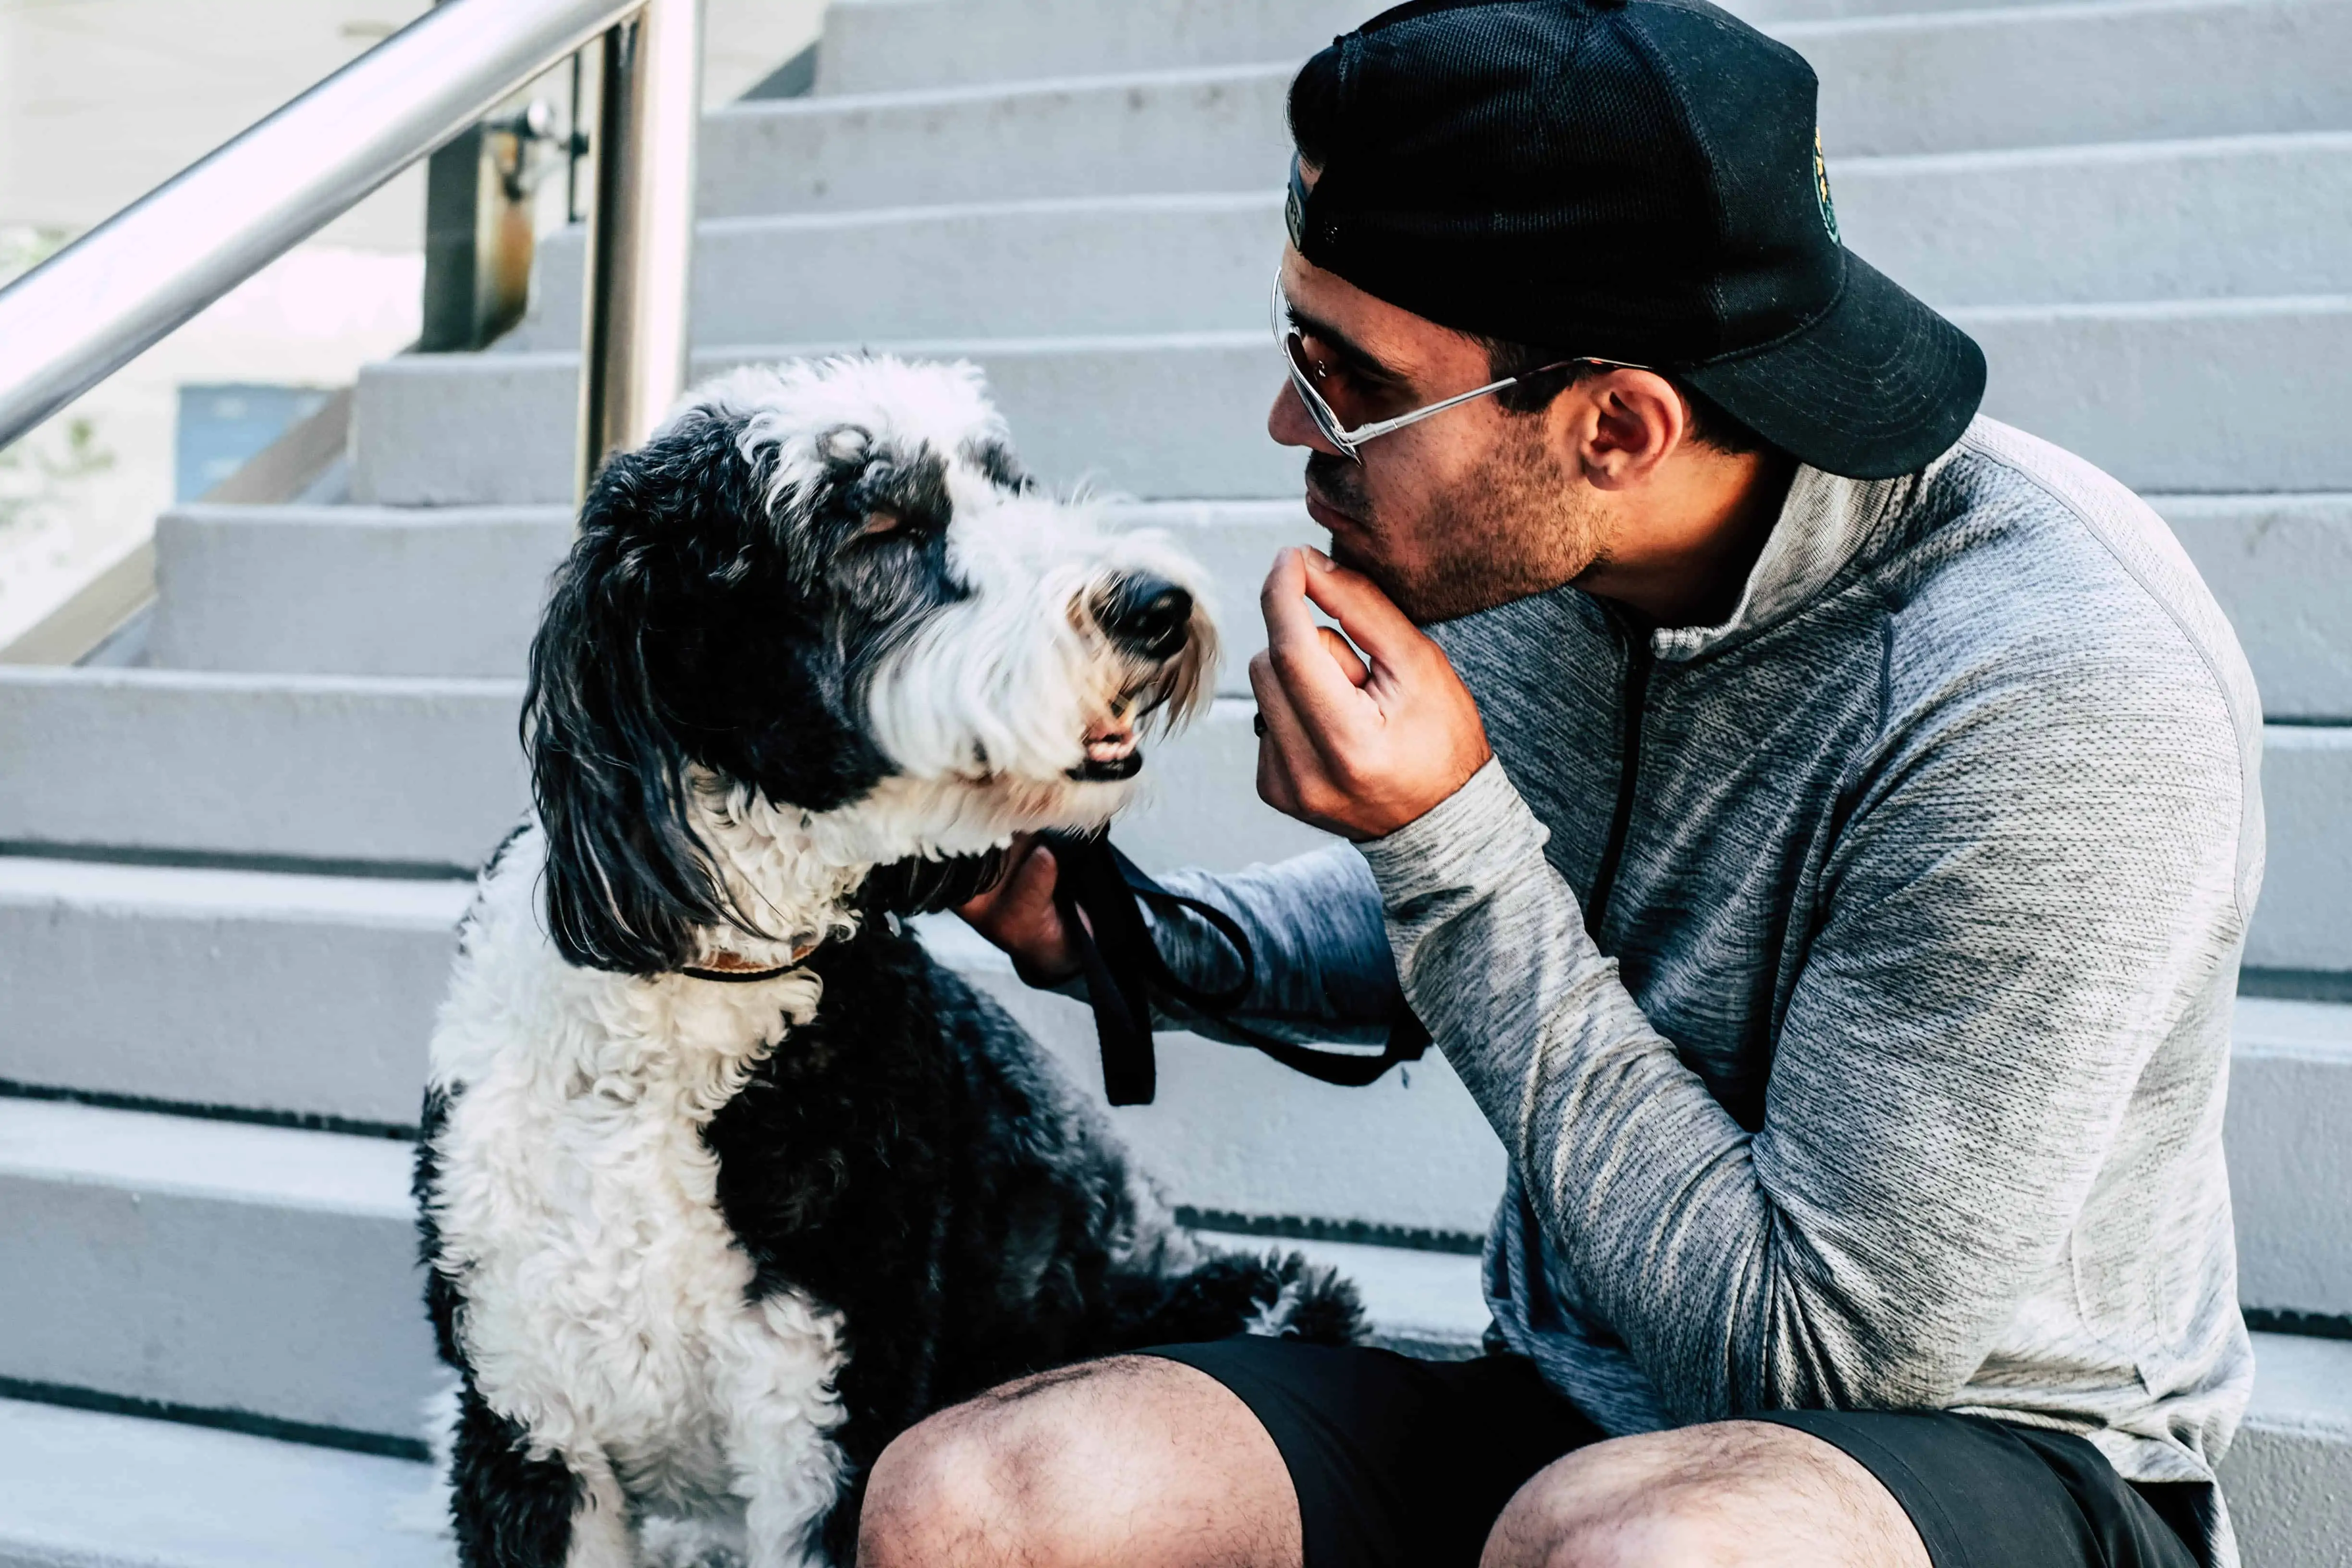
[1146,1339,2207,1568]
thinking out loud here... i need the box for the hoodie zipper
[1583,630,1653,938]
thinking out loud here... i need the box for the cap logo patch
[1814,129,1840,244]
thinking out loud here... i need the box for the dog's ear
[523,441,738,975]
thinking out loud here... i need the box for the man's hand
[955,834,1082,986]
[1250,547,1494,841]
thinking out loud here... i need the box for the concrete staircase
[2,0,2349,1560]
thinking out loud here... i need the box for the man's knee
[858,1354,1295,1568]
[859,1363,1114,1568]
[1482,1465,1720,1568]
[1479,1421,1931,1568]
[1487,1489,1740,1568]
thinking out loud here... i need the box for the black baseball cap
[1285,0,1985,479]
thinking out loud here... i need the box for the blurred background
[0,0,823,649]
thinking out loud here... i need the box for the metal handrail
[0,0,702,499]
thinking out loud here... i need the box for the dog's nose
[1098,575,1194,659]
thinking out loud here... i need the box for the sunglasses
[1272,274,1648,462]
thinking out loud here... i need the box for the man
[863,1,2262,1565]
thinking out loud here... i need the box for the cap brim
[1679,251,1985,481]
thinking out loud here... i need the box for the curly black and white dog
[413,356,1362,1568]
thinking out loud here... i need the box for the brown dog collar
[679,943,816,984]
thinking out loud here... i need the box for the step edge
[0,666,525,700]
[740,58,1297,118]
[0,1380,430,1466]
[0,854,474,921]
[1771,0,2330,41]
[0,1098,415,1220]
[1839,126,2352,176]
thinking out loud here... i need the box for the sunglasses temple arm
[1340,375,1525,444]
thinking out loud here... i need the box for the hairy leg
[1482,1420,1933,1568]
[858,1356,1300,1568]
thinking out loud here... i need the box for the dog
[414,356,1364,1568]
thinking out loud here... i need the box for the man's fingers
[1260,548,1381,738]
[1317,625,1371,687]
[1004,838,1058,912]
[1249,648,1321,814]
[956,837,1078,984]
[1258,545,1314,636]
[1296,547,1432,673]
[956,836,1019,918]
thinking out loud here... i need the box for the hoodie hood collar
[1648,431,1967,663]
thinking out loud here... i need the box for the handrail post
[577,0,703,503]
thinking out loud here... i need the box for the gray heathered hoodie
[1146,417,2263,1566]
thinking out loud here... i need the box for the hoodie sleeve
[1126,843,1405,1049]
[1362,682,2249,1419]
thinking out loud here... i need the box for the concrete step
[0,855,1500,1231]
[144,501,1320,695]
[812,0,2352,163]
[510,135,2352,351]
[813,0,2169,101]
[0,662,2343,964]
[511,193,1291,349]
[1825,133,2352,307]
[0,1396,442,1568]
[147,505,568,681]
[361,299,2352,505]
[708,0,2352,219]
[807,0,1359,98]
[0,1098,435,1442]
[0,857,466,1130]
[0,667,526,873]
[0,1080,2341,1568]
[2161,493,2352,723]
[2257,725,2352,976]
[0,676,1320,873]
[2231,1000,2352,1321]
[1,852,2343,1312]
[2224,1332,2352,1568]
[138,491,2352,725]
[702,65,1299,220]
[0,1092,1494,1450]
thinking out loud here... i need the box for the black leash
[1041,831,1428,1106]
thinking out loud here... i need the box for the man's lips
[1303,491,1359,533]
[1302,456,1372,532]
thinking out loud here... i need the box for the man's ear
[1571,369,1691,490]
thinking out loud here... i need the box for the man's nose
[1268,379,1346,456]
[1096,574,1194,659]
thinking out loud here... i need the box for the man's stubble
[1309,418,1606,625]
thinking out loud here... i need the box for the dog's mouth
[1071,721,1143,781]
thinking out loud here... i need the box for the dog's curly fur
[414,357,1363,1567]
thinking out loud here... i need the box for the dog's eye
[851,508,948,548]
